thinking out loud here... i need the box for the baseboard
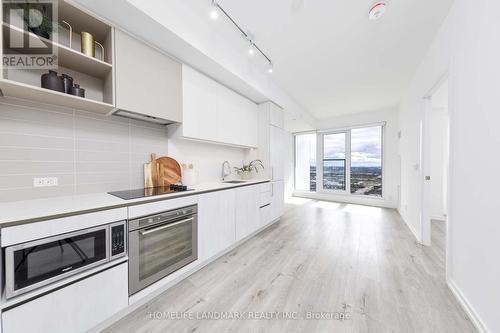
[447,278,489,333]
[293,191,397,208]
[396,208,421,243]
[431,215,446,222]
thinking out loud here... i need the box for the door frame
[420,72,449,246]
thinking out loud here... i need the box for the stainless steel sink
[222,180,247,184]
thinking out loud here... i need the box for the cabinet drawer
[259,191,272,207]
[259,203,272,228]
[2,263,128,333]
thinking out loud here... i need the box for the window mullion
[317,132,324,191]
[346,129,351,194]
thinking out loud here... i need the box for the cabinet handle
[271,183,274,197]
[271,167,274,180]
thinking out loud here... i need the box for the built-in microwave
[4,221,126,299]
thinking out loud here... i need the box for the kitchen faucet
[222,161,231,181]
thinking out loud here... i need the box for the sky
[323,126,382,167]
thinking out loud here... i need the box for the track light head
[210,8,219,20]
[210,0,219,20]
[248,43,255,55]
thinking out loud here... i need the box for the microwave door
[5,225,109,299]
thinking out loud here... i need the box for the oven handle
[140,217,194,236]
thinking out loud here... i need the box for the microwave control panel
[110,221,126,258]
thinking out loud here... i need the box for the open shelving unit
[0,0,116,114]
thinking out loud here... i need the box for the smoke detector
[368,2,387,20]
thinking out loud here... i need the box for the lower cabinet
[2,263,128,333]
[235,185,260,242]
[271,180,285,222]
[199,183,282,259]
[258,203,272,229]
[198,189,236,260]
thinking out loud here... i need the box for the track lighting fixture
[208,1,274,74]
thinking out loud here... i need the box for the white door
[421,97,432,246]
[198,189,236,260]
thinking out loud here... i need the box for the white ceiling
[215,0,454,119]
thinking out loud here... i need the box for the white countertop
[0,179,270,227]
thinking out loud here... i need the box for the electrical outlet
[33,177,58,187]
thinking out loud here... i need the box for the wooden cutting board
[156,156,181,186]
[144,154,181,188]
[143,154,156,188]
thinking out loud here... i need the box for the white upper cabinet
[216,83,258,147]
[239,97,259,147]
[171,65,258,148]
[216,82,244,145]
[114,29,182,122]
[258,101,286,180]
[182,66,218,142]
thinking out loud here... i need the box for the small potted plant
[234,160,264,180]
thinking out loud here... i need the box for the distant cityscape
[308,165,382,196]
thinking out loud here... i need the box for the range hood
[112,109,175,125]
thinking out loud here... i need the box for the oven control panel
[110,221,126,259]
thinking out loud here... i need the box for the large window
[294,125,383,197]
[294,133,316,191]
[350,126,382,196]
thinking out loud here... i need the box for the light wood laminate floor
[104,199,476,333]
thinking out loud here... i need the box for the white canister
[181,164,197,186]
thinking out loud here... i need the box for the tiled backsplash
[0,98,168,202]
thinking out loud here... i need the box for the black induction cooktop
[108,185,193,200]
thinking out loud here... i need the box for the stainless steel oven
[5,221,126,299]
[128,205,198,295]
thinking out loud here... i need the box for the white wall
[167,138,250,184]
[295,108,399,208]
[399,1,500,331]
[0,98,168,202]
